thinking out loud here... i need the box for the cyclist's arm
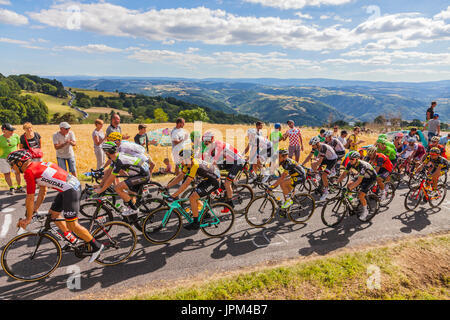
[167,172,184,189]
[24,194,35,222]
[271,171,288,188]
[337,170,348,184]
[348,175,363,191]
[301,152,313,166]
[34,186,47,213]
[313,156,324,172]
[96,172,116,194]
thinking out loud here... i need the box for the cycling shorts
[195,177,220,198]
[321,158,338,174]
[50,188,81,221]
[359,176,377,194]
[377,167,390,180]
[125,174,150,193]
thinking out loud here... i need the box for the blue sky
[1,0,450,81]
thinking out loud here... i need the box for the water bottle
[115,203,123,212]
[64,231,78,244]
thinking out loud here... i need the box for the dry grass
[0,123,379,187]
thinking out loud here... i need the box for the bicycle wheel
[79,202,114,230]
[231,183,254,212]
[288,193,316,224]
[132,197,166,229]
[141,207,182,244]
[321,197,347,227]
[404,187,423,211]
[428,184,447,208]
[200,202,235,237]
[91,221,137,266]
[390,172,401,190]
[245,195,275,227]
[143,181,163,198]
[380,182,395,207]
[1,233,62,282]
[357,194,379,222]
[235,169,249,185]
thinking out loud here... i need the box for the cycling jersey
[406,143,426,160]
[24,161,80,194]
[326,137,346,155]
[280,158,306,177]
[110,152,149,176]
[423,155,449,170]
[377,145,397,161]
[248,134,273,163]
[118,140,149,163]
[182,158,219,180]
[313,144,338,161]
[370,153,393,172]
[345,160,377,179]
[204,140,245,165]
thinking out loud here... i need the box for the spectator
[283,120,304,162]
[19,122,42,162]
[106,113,130,140]
[439,133,450,146]
[269,123,285,152]
[426,101,437,121]
[92,119,106,170]
[171,118,189,175]
[338,130,348,149]
[53,122,77,177]
[347,126,365,151]
[134,124,149,152]
[0,123,23,194]
[424,113,441,142]
[333,125,339,138]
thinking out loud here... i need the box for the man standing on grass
[106,113,130,140]
[283,120,304,163]
[171,118,190,176]
[53,122,77,177]
[424,113,441,143]
[0,123,23,195]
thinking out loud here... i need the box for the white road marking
[0,214,12,238]
[1,208,16,213]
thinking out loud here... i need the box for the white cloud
[0,37,28,45]
[243,0,353,10]
[57,44,123,53]
[0,8,28,25]
[294,12,313,20]
[0,1,11,5]
[434,6,450,20]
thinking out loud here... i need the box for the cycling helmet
[324,130,333,138]
[279,148,288,156]
[429,147,441,155]
[348,151,361,159]
[7,149,32,166]
[190,130,201,142]
[376,138,387,144]
[407,137,417,143]
[309,136,321,145]
[430,136,440,143]
[378,134,387,140]
[107,132,122,141]
[274,123,281,129]
[394,132,404,138]
[202,131,214,143]
[101,141,118,154]
[367,146,378,157]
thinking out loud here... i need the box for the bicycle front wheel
[232,183,254,212]
[141,207,182,244]
[289,193,316,224]
[428,184,447,208]
[200,203,235,238]
[380,182,395,207]
[91,221,137,266]
[1,232,62,282]
[321,197,347,227]
[357,194,379,223]
[245,195,275,227]
[404,187,423,211]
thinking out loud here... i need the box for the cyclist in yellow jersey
[415,147,448,191]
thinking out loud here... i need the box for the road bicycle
[404,174,447,211]
[244,182,315,227]
[141,192,235,244]
[1,211,136,282]
[368,181,396,207]
[320,186,380,228]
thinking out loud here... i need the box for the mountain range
[54,76,450,126]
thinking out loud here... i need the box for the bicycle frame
[161,197,221,228]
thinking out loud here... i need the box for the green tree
[154,108,169,123]
[0,109,21,124]
[178,107,210,122]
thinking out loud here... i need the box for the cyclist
[269,149,306,209]
[201,131,245,209]
[398,137,426,167]
[376,138,397,166]
[164,149,220,231]
[324,130,346,171]
[426,136,447,159]
[244,128,273,181]
[365,146,393,201]
[393,132,405,153]
[415,147,448,192]
[302,136,338,201]
[8,149,104,263]
[336,151,378,220]
[94,142,151,221]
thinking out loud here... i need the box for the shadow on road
[392,207,441,234]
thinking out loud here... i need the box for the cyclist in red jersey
[427,136,447,159]
[202,132,245,209]
[7,150,104,263]
[366,147,393,201]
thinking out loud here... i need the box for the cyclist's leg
[431,168,440,190]
[49,192,70,234]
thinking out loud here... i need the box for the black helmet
[7,149,32,166]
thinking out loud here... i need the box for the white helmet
[324,130,333,138]
[202,131,214,142]
[309,136,321,145]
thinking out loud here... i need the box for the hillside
[58,77,450,125]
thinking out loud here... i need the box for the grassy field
[67,87,119,98]
[0,123,380,189]
[116,233,449,300]
[20,91,79,117]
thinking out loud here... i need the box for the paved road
[0,183,448,300]
[65,89,88,119]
